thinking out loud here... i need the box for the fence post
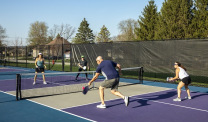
[26,46,27,68]
[48,45,50,70]
[62,43,64,71]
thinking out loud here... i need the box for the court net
[16,67,143,100]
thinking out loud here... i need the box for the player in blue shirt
[88,56,129,108]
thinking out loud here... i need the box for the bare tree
[49,24,75,40]
[117,19,138,41]
[12,37,23,46]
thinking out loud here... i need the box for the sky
[0,0,164,46]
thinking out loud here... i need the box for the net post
[16,74,20,101]
[139,67,144,84]
[19,74,22,99]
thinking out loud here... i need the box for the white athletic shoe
[96,104,106,108]
[185,96,192,99]
[33,82,36,85]
[124,96,129,106]
[173,97,181,101]
[43,81,47,84]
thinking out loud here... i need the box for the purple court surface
[62,89,208,122]
[0,69,207,122]
[0,68,27,72]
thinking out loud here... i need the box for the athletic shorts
[181,76,191,85]
[101,78,119,90]
[35,68,45,73]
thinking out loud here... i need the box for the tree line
[0,0,207,46]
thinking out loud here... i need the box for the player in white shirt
[169,62,191,101]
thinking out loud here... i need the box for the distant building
[33,37,70,59]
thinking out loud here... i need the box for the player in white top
[169,62,191,101]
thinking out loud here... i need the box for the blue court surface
[0,67,208,122]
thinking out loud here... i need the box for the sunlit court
[0,66,208,122]
[1,0,208,122]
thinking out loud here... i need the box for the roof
[47,37,70,45]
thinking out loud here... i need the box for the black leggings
[76,68,88,79]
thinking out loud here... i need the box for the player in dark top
[88,56,129,108]
[75,55,88,81]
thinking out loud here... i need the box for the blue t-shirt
[96,60,119,80]
[37,60,44,68]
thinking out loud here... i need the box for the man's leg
[111,90,124,99]
[75,68,82,80]
[84,69,88,80]
[111,90,129,106]
[110,78,129,106]
[96,86,107,108]
[99,86,105,105]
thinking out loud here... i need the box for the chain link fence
[1,39,208,87]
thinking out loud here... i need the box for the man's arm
[78,63,82,68]
[88,73,100,86]
[116,63,122,75]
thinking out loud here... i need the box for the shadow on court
[101,90,208,109]
[103,90,177,109]
[190,91,208,99]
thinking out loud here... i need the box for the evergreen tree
[156,0,193,40]
[74,18,94,44]
[97,25,111,43]
[135,0,158,41]
[191,0,208,38]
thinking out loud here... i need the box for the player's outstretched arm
[88,73,100,86]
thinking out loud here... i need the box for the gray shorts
[101,78,119,90]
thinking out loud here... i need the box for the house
[33,36,71,59]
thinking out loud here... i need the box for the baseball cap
[81,55,84,58]
[39,53,42,55]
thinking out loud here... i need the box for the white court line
[26,100,97,122]
[61,88,208,113]
[0,90,96,122]
[131,96,208,113]
[36,79,66,86]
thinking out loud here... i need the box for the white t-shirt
[178,67,189,79]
